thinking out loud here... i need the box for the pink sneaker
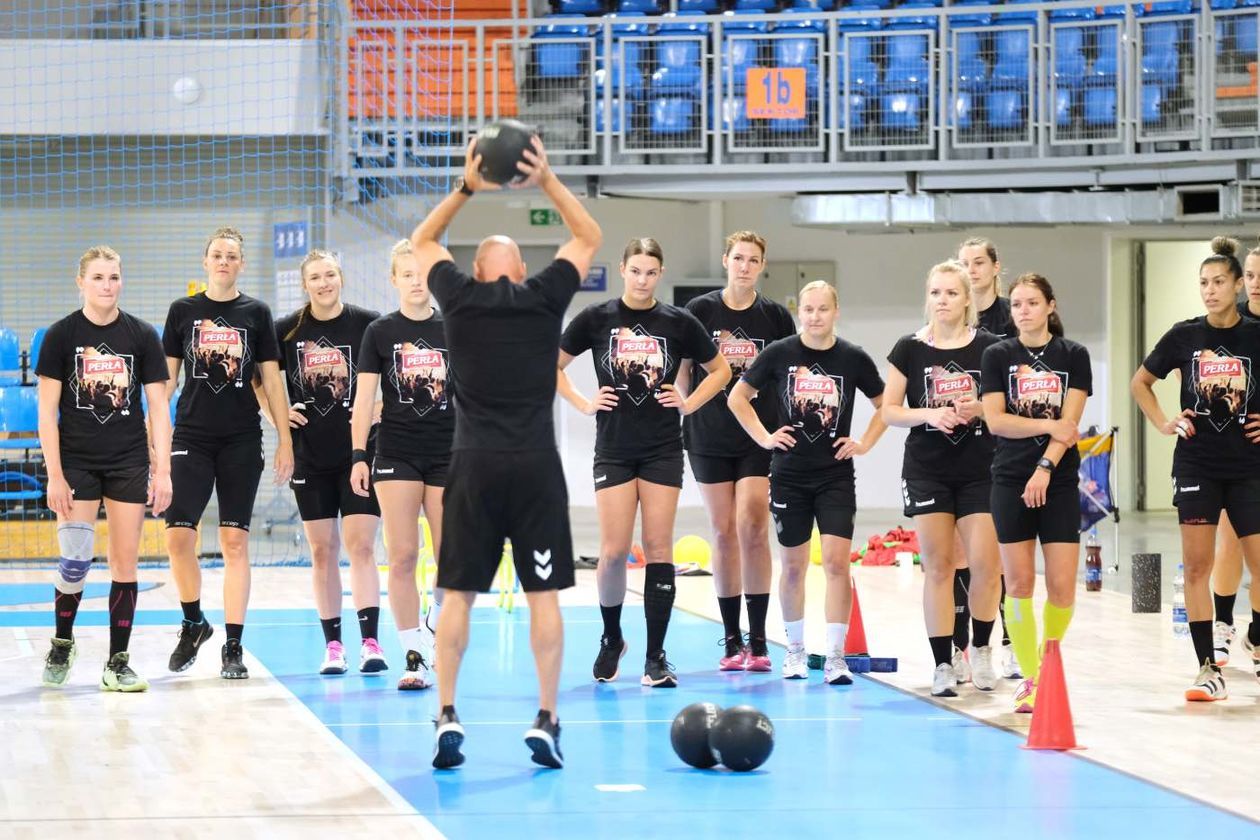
[719,636,747,671]
[1014,677,1037,713]
[359,638,389,673]
[744,637,772,672]
[319,641,347,675]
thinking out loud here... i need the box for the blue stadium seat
[713,94,752,132]
[1084,86,1118,127]
[558,0,603,14]
[1054,85,1073,126]
[888,2,939,30]
[1142,82,1164,122]
[595,95,624,132]
[27,328,47,374]
[0,471,42,504]
[1050,5,1096,20]
[650,97,698,133]
[1097,4,1144,16]
[842,33,881,89]
[955,30,989,91]
[652,12,707,93]
[790,0,837,9]
[0,386,39,450]
[1237,13,1259,57]
[992,29,1031,87]
[734,0,779,9]
[596,14,649,95]
[1147,0,1194,13]
[657,9,709,32]
[986,88,1024,129]
[996,0,1039,24]
[723,29,764,91]
[1142,22,1179,87]
[533,16,592,80]
[883,32,930,129]
[617,0,660,12]
[0,330,21,388]
[677,0,720,11]
[1054,27,1087,88]
[953,90,977,129]
[848,0,891,9]
[775,10,825,93]
[1090,23,1121,82]
[722,9,769,31]
[838,7,887,31]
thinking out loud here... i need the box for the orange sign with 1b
[746,67,806,119]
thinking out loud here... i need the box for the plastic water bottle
[1172,564,1190,638]
[1085,528,1102,592]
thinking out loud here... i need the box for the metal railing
[343,2,1260,178]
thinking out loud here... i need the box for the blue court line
[242,606,1259,839]
[0,582,160,607]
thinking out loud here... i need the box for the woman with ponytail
[980,273,1092,713]
[273,250,384,676]
[1132,237,1260,700]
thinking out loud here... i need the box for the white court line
[595,784,645,792]
[327,716,867,728]
[11,627,32,657]
[244,650,448,840]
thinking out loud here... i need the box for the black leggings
[165,431,264,531]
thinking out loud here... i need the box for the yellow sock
[1004,595,1041,682]
[1042,601,1074,643]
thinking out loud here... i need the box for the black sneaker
[169,619,213,673]
[593,635,628,683]
[220,639,249,680]
[432,707,465,769]
[524,709,563,769]
[641,650,678,688]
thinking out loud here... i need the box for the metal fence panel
[726,32,826,154]
[495,37,596,157]
[1211,9,1260,139]
[1135,14,1198,142]
[950,24,1037,149]
[1050,20,1124,146]
[620,35,709,155]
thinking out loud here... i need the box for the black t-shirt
[428,258,579,452]
[276,304,380,473]
[682,290,797,456]
[980,336,1093,486]
[740,335,885,481]
[1142,316,1260,479]
[978,296,1015,338]
[1240,300,1259,321]
[561,298,719,459]
[36,309,168,470]
[887,330,1001,482]
[358,310,454,460]
[163,292,280,439]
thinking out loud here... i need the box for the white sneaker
[952,646,971,685]
[359,638,389,673]
[931,662,958,697]
[969,645,997,691]
[823,650,852,686]
[398,649,433,691]
[1185,663,1228,702]
[1000,642,1022,679]
[1213,621,1237,667]
[319,641,348,675]
[420,618,438,669]
[1243,633,1260,684]
[781,644,808,679]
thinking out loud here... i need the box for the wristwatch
[1035,457,1056,473]
[455,177,474,197]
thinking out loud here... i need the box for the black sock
[320,617,342,644]
[717,595,742,641]
[357,606,380,642]
[440,704,457,721]
[643,563,676,657]
[1214,592,1237,626]
[108,581,138,656]
[999,577,1010,644]
[181,600,203,624]
[1250,612,1260,646]
[226,623,244,644]
[54,589,83,640]
[744,592,770,641]
[929,635,953,667]
[972,618,995,649]
[952,568,971,651]
[1189,620,1215,668]
[600,603,623,643]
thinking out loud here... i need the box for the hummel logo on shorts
[375,468,395,475]
[595,475,607,483]
[914,499,935,507]
[771,501,787,509]
[534,549,553,580]
[1178,485,1199,493]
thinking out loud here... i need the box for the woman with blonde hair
[883,261,1003,697]
[729,281,887,686]
[37,246,171,691]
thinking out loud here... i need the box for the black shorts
[438,449,574,593]
[371,452,450,487]
[902,476,991,520]
[1173,475,1260,536]
[166,432,264,531]
[292,468,380,521]
[769,471,856,547]
[64,464,149,505]
[688,449,772,485]
[593,451,684,490]
[990,480,1079,545]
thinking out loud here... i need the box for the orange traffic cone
[844,577,869,656]
[627,544,646,569]
[1023,639,1083,751]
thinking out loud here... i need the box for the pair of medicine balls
[670,703,774,772]
[472,119,537,186]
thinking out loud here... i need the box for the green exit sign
[529,209,562,226]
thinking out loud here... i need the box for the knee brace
[55,522,95,595]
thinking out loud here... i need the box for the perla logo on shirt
[189,318,249,393]
[714,328,763,388]
[390,339,449,417]
[1008,362,1067,445]
[73,344,134,423]
[923,362,980,444]
[294,339,353,416]
[603,325,668,406]
[786,364,843,443]
[1190,348,1251,431]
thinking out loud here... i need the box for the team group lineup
[31,137,1260,769]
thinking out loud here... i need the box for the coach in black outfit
[409,136,601,771]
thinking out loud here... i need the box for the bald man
[410,136,601,770]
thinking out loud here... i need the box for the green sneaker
[42,637,77,687]
[101,651,149,693]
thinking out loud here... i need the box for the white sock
[827,622,848,655]
[785,619,805,648]
[398,626,424,654]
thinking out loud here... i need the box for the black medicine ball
[473,119,537,186]
[670,702,722,769]
[708,705,774,772]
